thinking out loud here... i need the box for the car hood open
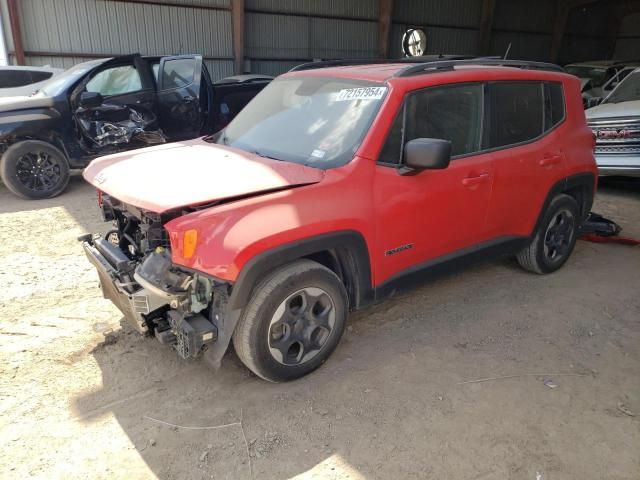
[83,138,325,213]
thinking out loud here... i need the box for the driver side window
[86,65,142,97]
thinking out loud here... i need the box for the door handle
[540,153,562,167]
[462,173,490,187]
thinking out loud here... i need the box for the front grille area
[589,117,640,155]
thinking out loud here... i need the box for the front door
[373,83,494,285]
[72,55,157,153]
[156,55,204,139]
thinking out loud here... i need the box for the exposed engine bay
[80,194,227,360]
[75,103,166,149]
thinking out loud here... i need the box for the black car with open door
[0,54,270,199]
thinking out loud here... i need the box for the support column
[478,0,496,56]
[378,0,394,59]
[231,0,245,74]
[550,0,570,63]
[7,0,25,65]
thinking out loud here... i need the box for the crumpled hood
[586,100,640,120]
[83,137,325,213]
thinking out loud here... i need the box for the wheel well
[303,249,358,310]
[562,183,593,220]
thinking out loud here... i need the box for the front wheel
[233,260,348,382]
[0,140,70,199]
[516,193,580,274]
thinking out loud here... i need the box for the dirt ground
[1,175,639,480]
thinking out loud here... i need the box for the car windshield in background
[565,66,609,87]
[215,77,387,168]
[605,71,640,104]
[35,59,105,97]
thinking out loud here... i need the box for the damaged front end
[80,194,228,360]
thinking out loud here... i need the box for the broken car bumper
[80,236,218,358]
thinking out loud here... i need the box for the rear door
[156,55,203,139]
[484,81,567,238]
[373,83,495,284]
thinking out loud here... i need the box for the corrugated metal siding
[619,12,640,36]
[246,0,377,19]
[390,23,479,57]
[393,0,482,28]
[493,0,555,34]
[0,0,13,51]
[248,59,301,76]
[560,36,611,64]
[614,39,640,61]
[246,12,377,61]
[18,0,232,57]
[491,31,551,61]
[566,2,610,37]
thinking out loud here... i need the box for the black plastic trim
[375,236,527,301]
[228,230,374,311]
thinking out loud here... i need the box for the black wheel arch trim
[532,172,596,235]
[228,230,374,312]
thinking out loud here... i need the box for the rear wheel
[0,140,70,199]
[516,193,580,274]
[233,260,348,382]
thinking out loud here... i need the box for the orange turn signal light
[182,229,198,259]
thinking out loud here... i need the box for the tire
[233,259,348,382]
[516,193,580,274]
[0,140,70,199]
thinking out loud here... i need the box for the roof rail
[288,55,480,72]
[395,59,564,77]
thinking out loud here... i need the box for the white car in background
[0,65,64,97]
[586,67,640,177]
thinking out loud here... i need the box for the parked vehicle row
[79,58,597,382]
[586,67,640,177]
[0,54,270,199]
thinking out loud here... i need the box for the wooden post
[478,0,496,56]
[231,0,245,74]
[378,0,394,59]
[7,0,25,65]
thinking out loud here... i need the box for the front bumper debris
[80,234,218,359]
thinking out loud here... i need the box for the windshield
[565,66,609,87]
[34,59,106,97]
[214,76,387,168]
[604,71,640,104]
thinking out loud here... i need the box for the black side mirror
[400,138,451,175]
[79,91,103,109]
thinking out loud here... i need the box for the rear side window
[487,82,543,148]
[160,58,196,90]
[544,82,565,131]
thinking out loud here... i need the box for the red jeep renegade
[81,59,597,382]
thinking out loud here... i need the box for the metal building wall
[390,0,481,58]
[244,0,378,76]
[615,12,640,61]
[0,0,234,79]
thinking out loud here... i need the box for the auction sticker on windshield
[334,87,387,102]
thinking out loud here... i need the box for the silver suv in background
[586,67,640,177]
[0,65,64,97]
